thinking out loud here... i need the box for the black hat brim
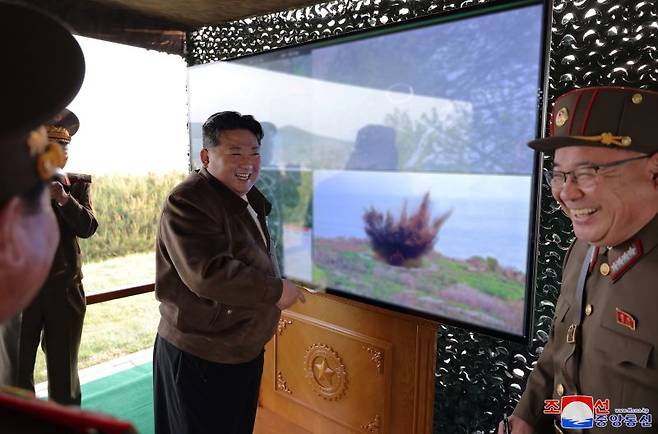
[1,3,85,138]
[49,109,80,136]
[529,135,621,152]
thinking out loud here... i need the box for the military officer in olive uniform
[500,86,658,433]
[0,109,98,406]
[0,2,134,432]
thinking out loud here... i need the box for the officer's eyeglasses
[544,154,650,189]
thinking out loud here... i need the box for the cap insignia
[47,126,71,143]
[632,93,643,104]
[573,132,632,147]
[555,107,569,127]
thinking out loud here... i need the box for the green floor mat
[81,362,154,434]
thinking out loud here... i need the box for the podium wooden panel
[256,292,438,434]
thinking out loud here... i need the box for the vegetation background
[34,173,186,385]
[80,172,186,263]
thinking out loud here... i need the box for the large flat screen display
[187,1,546,341]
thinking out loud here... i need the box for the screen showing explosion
[313,171,530,335]
[187,3,544,338]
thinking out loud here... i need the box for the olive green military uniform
[515,217,658,432]
[5,174,97,405]
[0,109,98,405]
[514,87,658,433]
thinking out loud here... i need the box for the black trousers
[0,279,85,406]
[153,335,264,434]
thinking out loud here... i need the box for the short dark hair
[202,111,263,149]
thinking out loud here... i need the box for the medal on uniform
[615,308,637,331]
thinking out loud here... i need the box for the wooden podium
[255,292,439,434]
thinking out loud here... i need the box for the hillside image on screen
[187,3,544,338]
[313,171,530,335]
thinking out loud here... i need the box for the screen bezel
[187,0,551,344]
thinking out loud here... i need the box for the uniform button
[600,263,610,276]
[585,304,593,316]
[226,309,233,315]
[556,383,565,396]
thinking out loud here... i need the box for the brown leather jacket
[155,168,283,364]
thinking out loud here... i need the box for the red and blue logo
[561,395,594,429]
[544,396,653,429]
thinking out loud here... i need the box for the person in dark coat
[0,2,133,432]
[0,108,98,406]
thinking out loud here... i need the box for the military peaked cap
[529,86,658,154]
[0,2,85,203]
[47,109,80,142]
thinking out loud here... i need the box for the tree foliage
[80,172,186,263]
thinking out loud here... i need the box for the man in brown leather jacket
[500,86,658,433]
[0,109,98,406]
[153,111,305,434]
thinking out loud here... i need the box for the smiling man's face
[552,146,657,246]
[202,129,261,196]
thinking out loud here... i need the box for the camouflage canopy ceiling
[22,0,327,55]
[87,0,327,27]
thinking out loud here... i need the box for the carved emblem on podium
[361,414,381,432]
[277,317,293,335]
[276,371,292,394]
[304,343,348,400]
[363,345,384,373]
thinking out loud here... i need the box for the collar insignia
[610,240,643,282]
[615,308,637,331]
